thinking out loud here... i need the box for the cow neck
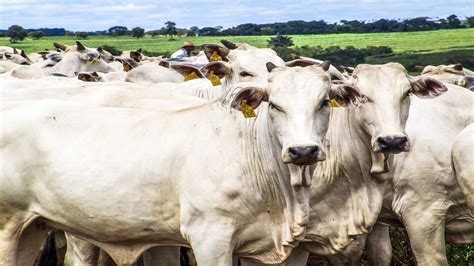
[312,108,386,237]
[242,104,311,250]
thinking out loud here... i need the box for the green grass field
[2,28,473,55]
[2,28,474,70]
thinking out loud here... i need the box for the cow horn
[266,62,278,73]
[221,40,238,50]
[76,41,86,51]
[53,42,67,51]
[319,61,331,71]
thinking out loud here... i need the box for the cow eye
[269,102,284,112]
[239,71,253,77]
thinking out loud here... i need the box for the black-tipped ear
[231,87,268,111]
[221,40,238,50]
[320,61,331,71]
[13,48,18,54]
[76,41,86,51]
[53,42,67,51]
[453,63,463,71]
[409,76,448,98]
[97,47,103,52]
[266,62,277,73]
[329,83,366,108]
[159,61,170,68]
[136,48,142,53]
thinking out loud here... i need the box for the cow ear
[329,83,366,107]
[20,50,31,62]
[203,44,229,62]
[285,59,318,68]
[201,61,231,79]
[158,61,170,68]
[97,47,103,52]
[319,60,331,71]
[136,48,142,53]
[231,87,268,111]
[76,41,86,51]
[453,63,463,71]
[171,64,205,78]
[266,62,278,72]
[409,76,448,98]
[130,51,142,62]
[221,40,238,50]
[54,42,67,51]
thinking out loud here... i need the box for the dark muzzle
[287,145,320,165]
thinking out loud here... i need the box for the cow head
[230,63,364,169]
[349,63,447,174]
[201,40,285,88]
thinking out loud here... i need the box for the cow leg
[141,246,180,266]
[0,213,39,265]
[326,234,366,266]
[365,223,392,266]
[402,209,448,265]
[65,233,101,265]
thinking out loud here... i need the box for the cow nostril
[308,146,319,158]
[288,147,300,159]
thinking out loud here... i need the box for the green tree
[165,21,177,39]
[189,26,199,36]
[108,26,129,36]
[447,15,461,28]
[6,25,27,43]
[267,34,294,48]
[132,27,145,38]
[29,31,44,40]
[466,16,474,28]
[76,32,88,39]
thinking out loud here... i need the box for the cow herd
[0,40,473,266]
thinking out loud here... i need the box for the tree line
[2,14,473,42]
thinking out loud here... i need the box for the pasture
[2,28,473,55]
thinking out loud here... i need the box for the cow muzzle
[283,145,325,165]
[374,135,410,154]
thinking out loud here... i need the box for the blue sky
[0,0,472,31]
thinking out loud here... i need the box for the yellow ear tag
[123,64,131,72]
[329,100,340,108]
[91,59,99,65]
[210,51,222,61]
[208,71,221,86]
[460,79,467,87]
[184,71,199,81]
[241,100,257,118]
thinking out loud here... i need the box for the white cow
[453,123,474,210]
[319,83,473,266]
[240,63,448,266]
[421,63,474,90]
[0,64,364,265]
[9,42,115,79]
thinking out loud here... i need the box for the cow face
[351,63,446,167]
[201,42,285,88]
[230,64,364,167]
